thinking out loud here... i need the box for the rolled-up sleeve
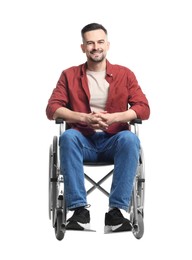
[127,72,150,120]
[46,72,69,120]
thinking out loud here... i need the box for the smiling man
[81,27,109,65]
[46,23,150,232]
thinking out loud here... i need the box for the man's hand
[97,112,118,126]
[85,111,109,130]
[96,109,137,127]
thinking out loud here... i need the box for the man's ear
[107,41,110,50]
[80,44,85,53]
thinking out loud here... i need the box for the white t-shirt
[86,70,109,112]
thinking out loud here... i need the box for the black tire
[49,145,53,220]
[137,147,145,199]
[62,197,67,225]
[55,211,65,241]
[48,136,58,226]
[132,212,144,239]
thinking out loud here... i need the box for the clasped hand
[87,111,117,131]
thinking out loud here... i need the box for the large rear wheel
[48,136,58,227]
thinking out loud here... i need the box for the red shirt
[46,60,150,135]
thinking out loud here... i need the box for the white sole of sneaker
[77,222,91,230]
[104,222,132,233]
[66,221,91,230]
[104,224,122,233]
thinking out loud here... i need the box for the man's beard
[89,55,105,63]
[89,49,106,63]
[89,53,105,63]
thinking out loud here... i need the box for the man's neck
[87,59,107,72]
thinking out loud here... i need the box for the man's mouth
[90,50,102,54]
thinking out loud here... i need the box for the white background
[0,0,192,259]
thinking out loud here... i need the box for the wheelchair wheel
[48,136,58,226]
[137,146,145,209]
[55,211,65,241]
[49,146,53,220]
[132,211,144,239]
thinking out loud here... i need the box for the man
[46,23,150,232]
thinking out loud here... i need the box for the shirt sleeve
[46,71,69,120]
[127,71,150,120]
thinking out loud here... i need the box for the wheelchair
[48,118,145,241]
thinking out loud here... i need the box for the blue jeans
[59,129,140,212]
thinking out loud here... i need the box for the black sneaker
[66,207,90,230]
[104,208,132,233]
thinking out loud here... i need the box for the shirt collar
[80,60,113,78]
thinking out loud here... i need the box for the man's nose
[93,42,99,49]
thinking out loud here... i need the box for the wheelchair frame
[48,119,145,240]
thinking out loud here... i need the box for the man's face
[81,29,110,63]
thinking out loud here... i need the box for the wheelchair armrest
[55,118,142,125]
[55,118,141,136]
[130,119,142,136]
[55,118,66,135]
[130,119,142,125]
[55,118,64,124]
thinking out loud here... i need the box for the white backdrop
[0,0,191,259]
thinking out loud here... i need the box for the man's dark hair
[81,23,108,38]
